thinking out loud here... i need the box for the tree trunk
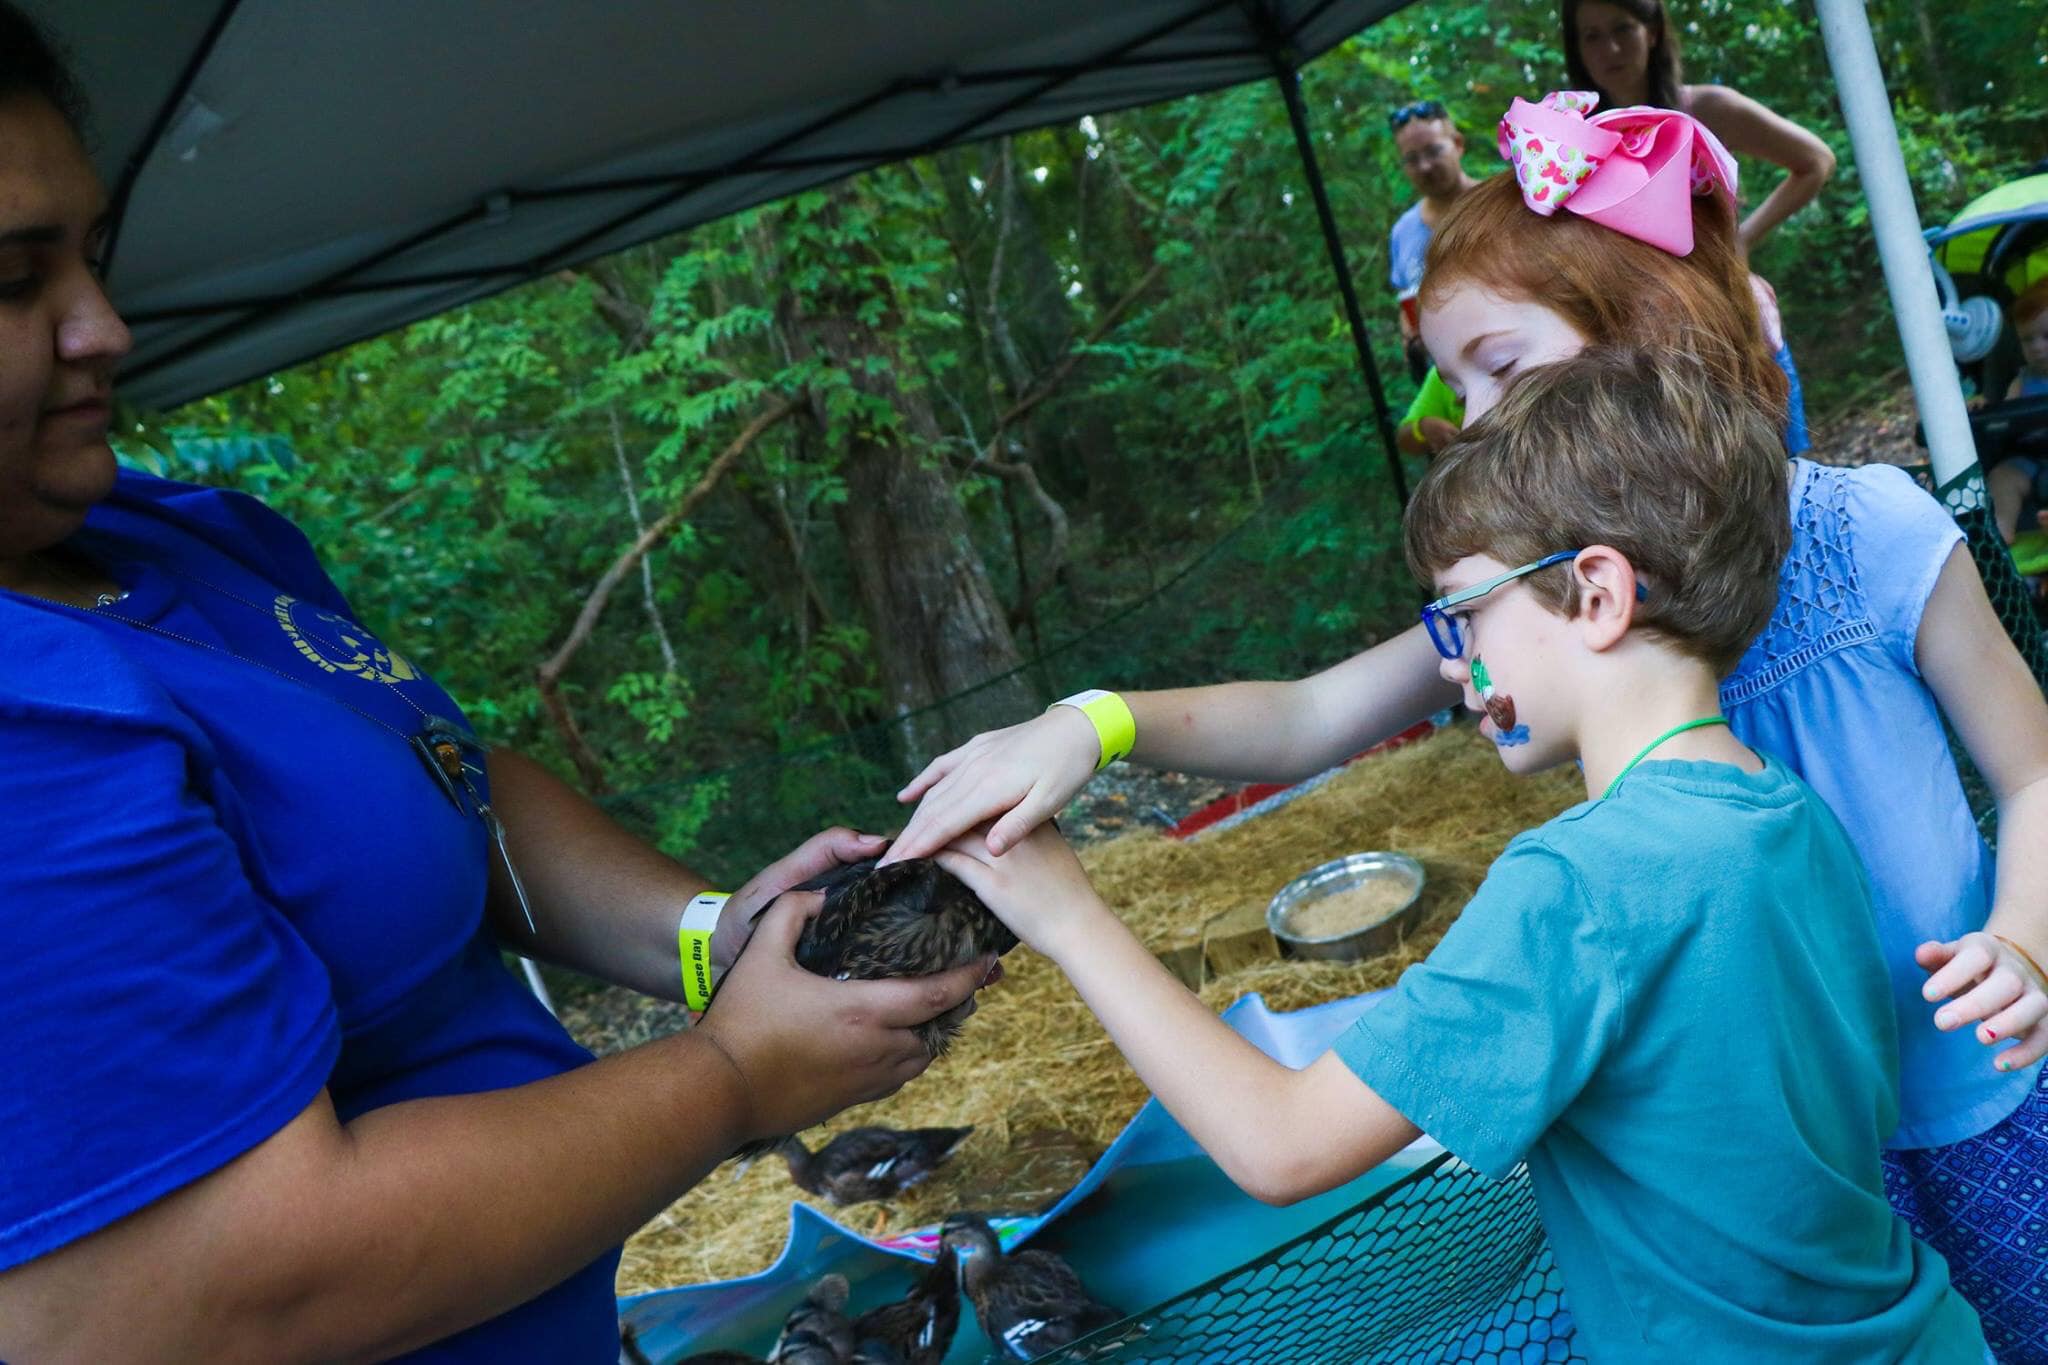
[776,185,1037,760]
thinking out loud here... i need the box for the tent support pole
[1812,0,1977,487]
[1814,0,2048,679]
[1265,58,1408,503]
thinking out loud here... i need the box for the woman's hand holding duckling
[934,822,1112,964]
[886,708,1102,862]
[696,895,991,1143]
[712,826,892,972]
[1919,929,2048,1072]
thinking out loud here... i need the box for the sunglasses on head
[1389,100,1448,131]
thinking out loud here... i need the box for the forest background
[123,0,2048,886]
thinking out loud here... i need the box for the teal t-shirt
[1333,755,1985,1362]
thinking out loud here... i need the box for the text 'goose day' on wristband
[1052,688,1136,771]
[678,891,729,1011]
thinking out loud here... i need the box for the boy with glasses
[1386,100,1478,381]
[937,347,1988,1360]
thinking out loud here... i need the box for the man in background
[1386,100,1479,382]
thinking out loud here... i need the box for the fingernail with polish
[1935,1011,1953,1029]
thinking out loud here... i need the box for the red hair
[2013,277,2048,329]
[1419,172,1789,429]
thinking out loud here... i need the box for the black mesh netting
[595,454,1413,885]
[1034,1152,1582,1365]
[1934,467,2048,689]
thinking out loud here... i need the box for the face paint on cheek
[1471,656,1531,748]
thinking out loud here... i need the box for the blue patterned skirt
[1883,1064,2048,1363]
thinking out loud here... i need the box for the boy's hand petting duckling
[695,895,988,1144]
[886,707,1101,862]
[935,821,1111,962]
[1918,929,2048,1072]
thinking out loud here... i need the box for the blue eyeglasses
[1419,551,1579,660]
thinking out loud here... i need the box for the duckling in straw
[848,1242,962,1365]
[776,1125,975,1206]
[940,1212,1124,1362]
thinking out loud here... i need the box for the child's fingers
[1934,971,2022,1031]
[1991,1024,2048,1072]
[933,848,1005,907]
[987,793,1052,856]
[1920,937,1993,1003]
[895,748,962,804]
[1913,939,1958,974]
[1976,989,2048,1050]
[890,774,1000,863]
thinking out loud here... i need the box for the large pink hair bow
[1496,91,1739,256]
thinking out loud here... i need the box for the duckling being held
[769,1272,855,1365]
[793,857,1017,1058]
[849,1243,961,1365]
[940,1213,1123,1361]
[778,1125,975,1206]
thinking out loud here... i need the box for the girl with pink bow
[891,92,2048,1363]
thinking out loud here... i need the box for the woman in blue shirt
[0,10,988,1361]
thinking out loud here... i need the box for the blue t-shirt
[0,472,618,1360]
[1388,200,1431,294]
[1334,757,1984,1361]
[1723,460,2037,1149]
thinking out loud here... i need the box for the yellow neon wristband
[1053,689,1136,771]
[678,892,728,1011]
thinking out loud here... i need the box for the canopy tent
[30,0,1412,496]
[34,0,2016,536]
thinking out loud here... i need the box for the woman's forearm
[1737,166,1825,254]
[0,1030,750,1364]
[482,749,709,1000]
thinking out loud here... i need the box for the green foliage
[120,0,2047,875]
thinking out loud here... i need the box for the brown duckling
[940,1213,1123,1361]
[777,1125,975,1206]
[769,1272,855,1365]
[729,858,1012,1165]
[848,1243,961,1365]
[793,856,1017,1058]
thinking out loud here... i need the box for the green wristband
[678,891,728,1010]
[1053,689,1136,771]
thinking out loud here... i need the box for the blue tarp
[619,989,1446,1362]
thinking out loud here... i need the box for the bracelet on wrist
[1992,933,2048,992]
[678,891,729,1011]
[1051,689,1136,772]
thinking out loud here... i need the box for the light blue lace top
[1722,459,2037,1149]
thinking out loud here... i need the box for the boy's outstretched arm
[888,625,1457,862]
[1914,544,2048,1070]
[939,826,1422,1204]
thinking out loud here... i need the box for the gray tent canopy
[31,0,1410,415]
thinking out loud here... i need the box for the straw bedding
[605,723,1580,1293]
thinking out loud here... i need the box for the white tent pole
[1812,0,1979,487]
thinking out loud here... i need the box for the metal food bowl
[1266,852,1427,962]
